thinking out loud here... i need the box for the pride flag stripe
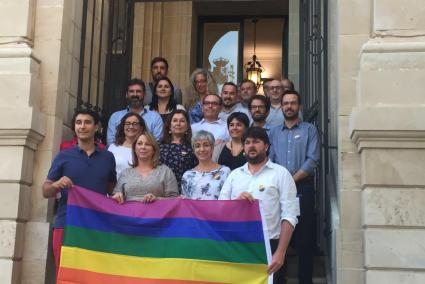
[67,205,264,243]
[64,226,267,264]
[58,267,219,284]
[60,246,269,284]
[68,187,260,222]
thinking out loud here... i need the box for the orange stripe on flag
[58,267,223,284]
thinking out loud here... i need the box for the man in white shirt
[219,127,299,284]
[218,82,251,122]
[191,94,229,143]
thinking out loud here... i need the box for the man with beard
[107,78,163,145]
[239,79,257,109]
[248,95,272,135]
[143,57,183,105]
[269,90,320,284]
[219,127,299,284]
[264,79,285,127]
[218,82,251,122]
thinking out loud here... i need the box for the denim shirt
[107,106,163,146]
[269,121,320,175]
[189,101,203,124]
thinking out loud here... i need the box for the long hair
[185,68,218,109]
[149,77,177,112]
[114,112,146,146]
[160,110,192,145]
[131,132,161,168]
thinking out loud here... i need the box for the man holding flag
[42,108,117,274]
[219,127,300,283]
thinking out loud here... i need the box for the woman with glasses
[185,69,218,124]
[181,130,230,200]
[111,132,179,204]
[148,76,185,122]
[160,110,197,191]
[108,112,146,178]
[212,112,249,170]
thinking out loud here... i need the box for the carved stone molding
[0,129,44,151]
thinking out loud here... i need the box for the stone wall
[348,0,425,283]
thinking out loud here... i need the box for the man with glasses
[107,78,163,145]
[191,94,229,144]
[219,82,251,122]
[248,95,272,136]
[264,79,285,127]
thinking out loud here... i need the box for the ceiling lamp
[245,19,264,87]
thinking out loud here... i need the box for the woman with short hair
[212,112,249,170]
[181,130,230,200]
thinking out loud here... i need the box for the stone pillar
[0,0,45,283]
[331,0,371,282]
[287,0,299,89]
[350,0,425,283]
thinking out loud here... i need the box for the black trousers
[270,239,286,284]
[294,177,315,284]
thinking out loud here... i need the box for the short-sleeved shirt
[113,165,179,201]
[217,146,246,170]
[107,144,133,178]
[47,145,117,228]
[107,106,164,146]
[181,165,231,200]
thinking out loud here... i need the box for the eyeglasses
[251,105,266,110]
[124,122,141,128]
[203,101,220,107]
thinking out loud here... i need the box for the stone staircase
[285,247,327,284]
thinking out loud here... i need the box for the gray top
[113,164,179,201]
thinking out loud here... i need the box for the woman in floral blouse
[181,130,230,200]
[160,110,197,191]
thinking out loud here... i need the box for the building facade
[0,0,424,283]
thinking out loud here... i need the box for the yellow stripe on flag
[60,246,268,284]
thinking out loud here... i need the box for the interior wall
[243,18,284,81]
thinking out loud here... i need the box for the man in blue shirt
[107,78,163,145]
[42,109,117,274]
[269,90,320,284]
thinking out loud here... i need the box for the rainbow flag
[58,186,272,284]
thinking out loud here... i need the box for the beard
[283,109,299,120]
[246,150,267,164]
[129,96,143,109]
[252,113,267,122]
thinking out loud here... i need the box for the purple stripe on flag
[68,186,261,222]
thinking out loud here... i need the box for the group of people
[43,56,320,284]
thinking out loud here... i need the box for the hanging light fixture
[245,19,264,86]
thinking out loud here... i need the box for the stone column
[350,0,425,283]
[0,0,45,283]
